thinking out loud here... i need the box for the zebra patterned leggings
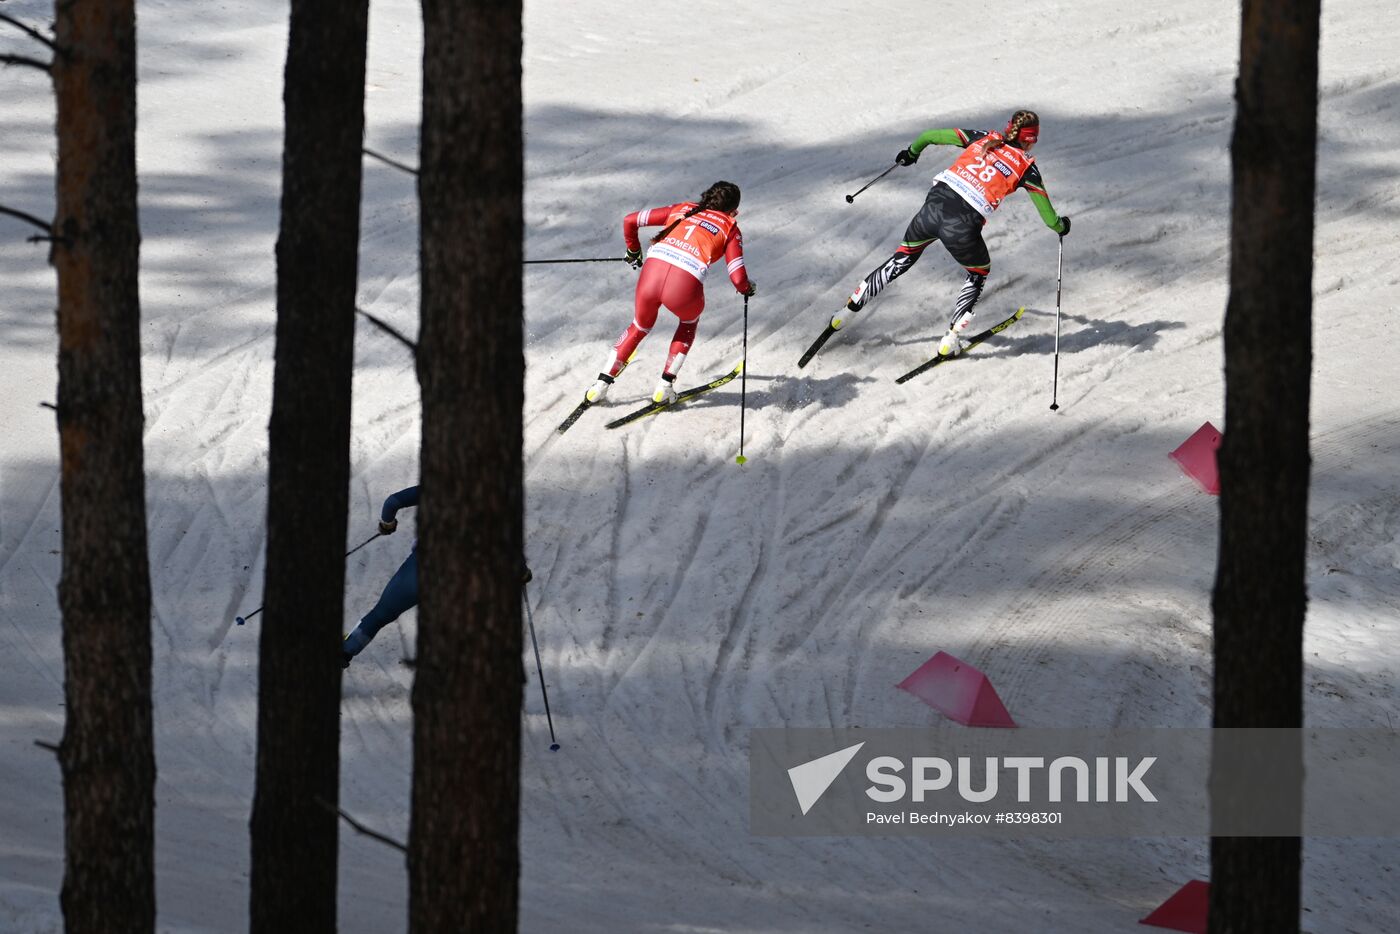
[847,181,991,330]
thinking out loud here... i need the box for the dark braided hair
[651,180,742,245]
[984,109,1039,154]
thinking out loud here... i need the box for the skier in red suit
[585,181,756,406]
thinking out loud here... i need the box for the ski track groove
[360,396,418,431]
[819,673,839,728]
[143,335,266,407]
[218,528,266,650]
[702,464,780,741]
[524,390,573,438]
[198,468,237,537]
[523,424,569,482]
[7,567,63,686]
[846,493,1028,718]
[778,430,935,677]
[151,500,192,573]
[895,493,1025,600]
[725,462,789,741]
[975,496,1200,721]
[149,588,178,659]
[1003,417,1121,485]
[599,444,630,655]
[785,495,865,544]
[0,467,59,583]
[201,644,227,718]
[600,456,724,707]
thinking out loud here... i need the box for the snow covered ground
[4,0,1400,930]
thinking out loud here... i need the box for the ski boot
[937,313,975,357]
[652,375,678,405]
[585,373,614,404]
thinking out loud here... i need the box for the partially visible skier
[342,485,531,667]
[831,109,1070,357]
[583,181,756,407]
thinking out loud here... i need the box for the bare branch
[363,147,418,177]
[0,203,52,234]
[0,51,50,72]
[314,796,407,853]
[355,307,418,355]
[34,739,59,755]
[0,12,58,52]
[39,401,57,411]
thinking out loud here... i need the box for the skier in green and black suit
[833,109,1070,357]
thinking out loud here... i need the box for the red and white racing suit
[603,202,752,381]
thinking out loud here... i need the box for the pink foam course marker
[1168,422,1222,495]
[1139,880,1209,933]
[896,651,1016,728]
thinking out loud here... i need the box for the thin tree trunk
[249,1,368,930]
[410,0,524,930]
[51,1,154,931]
[1210,1,1320,931]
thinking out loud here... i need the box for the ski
[797,322,839,368]
[893,307,1026,384]
[555,398,593,434]
[605,361,745,429]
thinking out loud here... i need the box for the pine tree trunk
[410,0,524,930]
[249,2,368,931]
[1210,1,1320,931]
[51,1,155,931]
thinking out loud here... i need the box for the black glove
[740,280,757,298]
[624,247,643,269]
[521,565,533,585]
[895,148,919,166]
[378,518,398,535]
[1057,215,1071,237]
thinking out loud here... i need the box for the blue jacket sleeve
[381,486,420,522]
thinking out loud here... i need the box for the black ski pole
[344,530,383,558]
[235,531,383,625]
[524,257,631,265]
[1050,236,1064,411]
[844,163,898,203]
[523,586,560,751]
[736,294,750,465]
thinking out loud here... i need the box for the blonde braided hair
[984,110,1040,154]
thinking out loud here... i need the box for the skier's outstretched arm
[622,203,687,251]
[622,203,687,266]
[378,485,419,534]
[1021,164,1070,235]
[724,228,754,296]
[897,127,987,165]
